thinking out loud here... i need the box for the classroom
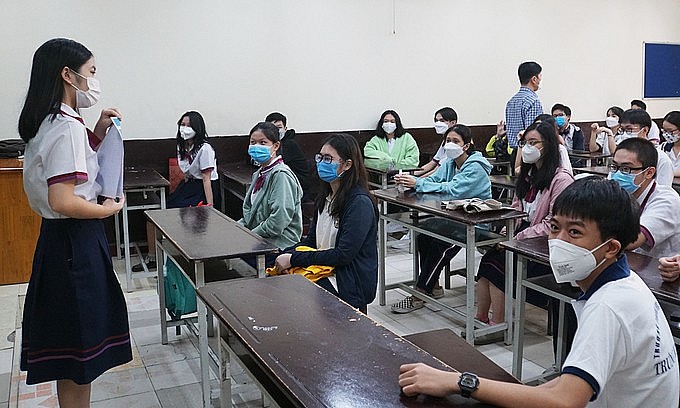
[1,1,680,407]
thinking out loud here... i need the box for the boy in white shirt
[399,177,679,407]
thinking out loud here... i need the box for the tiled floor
[2,236,555,407]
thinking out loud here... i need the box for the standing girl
[18,38,132,407]
[275,134,378,313]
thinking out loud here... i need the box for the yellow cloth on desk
[266,246,335,282]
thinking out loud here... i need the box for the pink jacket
[512,168,574,240]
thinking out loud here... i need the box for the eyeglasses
[608,164,645,175]
[518,139,543,148]
[314,153,343,164]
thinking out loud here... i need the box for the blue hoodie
[414,151,492,199]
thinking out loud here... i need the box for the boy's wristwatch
[458,372,479,398]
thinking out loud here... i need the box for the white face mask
[434,121,449,135]
[382,122,397,134]
[179,125,196,140]
[279,128,286,139]
[521,144,542,164]
[444,142,464,159]
[605,116,619,128]
[622,129,642,140]
[548,239,611,283]
[70,71,101,109]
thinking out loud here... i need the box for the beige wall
[2,0,680,140]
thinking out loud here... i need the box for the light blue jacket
[414,151,492,199]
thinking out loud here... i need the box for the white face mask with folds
[548,239,611,283]
[444,142,464,160]
[382,122,397,134]
[179,125,196,140]
[434,121,449,135]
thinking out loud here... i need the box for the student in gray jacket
[239,122,303,266]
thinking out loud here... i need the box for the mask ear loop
[590,238,613,270]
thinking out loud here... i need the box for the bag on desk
[443,198,504,213]
[164,257,197,320]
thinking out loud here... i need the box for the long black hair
[18,38,93,142]
[177,111,208,160]
[516,122,562,199]
[316,133,376,218]
[374,110,407,139]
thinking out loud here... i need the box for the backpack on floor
[164,257,197,320]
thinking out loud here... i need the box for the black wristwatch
[458,372,479,398]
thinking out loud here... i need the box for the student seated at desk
[551,103,584,167]
[238,122,303,267]
[608,138,680,259]
[363,109,420,168]
[389,124,492,313]
[275,134,378,314]
[619,108,674,186]
[514,114,572,176]
[399,178,679,407]
[659,111,680,177]
[133,111,220,271]
[589,106,624,155]
[631,99,661,145]
[414,107,458,177]
[476,122,573,336]
[265,112,312,202]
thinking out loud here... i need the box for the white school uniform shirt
[595,131,627,156]
[315,196,338,250]
[660,143,680,172]
[563,270,679,408]
[655,149,675,186]
[23,103,102,219]
[432,144,447,165]
[634,181,680,259]
[178,143,218,181]
[558,144,573,175]
[649,121,661,145]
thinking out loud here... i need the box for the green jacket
[363,132,420,167]
[239,162,303,249]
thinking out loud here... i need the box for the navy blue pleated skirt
[168,178,221,209]
[20,218,132,385]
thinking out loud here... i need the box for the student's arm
[399,133,421,167]
[363,136,392,162]
[659,255,680,282]
[251,173,300,238]
[627,195,676,252]
[414,160,438,177]
[289,195,374,267]
[201,170,213,205]
[398,363,592,408]
[485,136,497,157]
[48,181,124,219]
[589,124,602,152]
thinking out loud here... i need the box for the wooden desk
[502,236,680,379]
[145,206,278,408]
[218,163,256,214]
[373,188,526,345]
[567,149,611,167]
[114,167,169,291]
[489,175,517,202]
[0,158,41,284]
[365,159,421,189]
[486,157,512,175]
[197,274,505,407]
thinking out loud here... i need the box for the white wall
[2,0,680,140]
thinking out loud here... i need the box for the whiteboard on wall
[644,42,680,98]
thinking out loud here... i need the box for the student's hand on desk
[659,255,680,282]
[274,254,292,274]
[399,363,458,398]
[102,195,125,216]
[394,174,416,188]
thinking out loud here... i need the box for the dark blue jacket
[288,186,377,309]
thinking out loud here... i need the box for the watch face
[461,376,477,387]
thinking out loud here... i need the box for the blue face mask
[317,161,341,183]
[555,116,566,127]
[248,145,272,164]
[608,171,641,193]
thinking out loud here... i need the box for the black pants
[416,233,461,294]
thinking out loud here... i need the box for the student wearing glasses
[619,109,674,185]
[608,138,680,259]
[275,134,378,314]
[474,122,574,343]
[659,111,680,177]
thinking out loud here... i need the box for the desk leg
[196,261,211,408]
[114,212,121,260]
[160,186,166,209]
[257,254,266,279]
[219,325,232,408]
[123,199,132,292]
[412,228,419,286]
[504,220,514,345]
[157,233,168,345]
[556,300,567,370]
[381,174,387,189]
[512,253,528,379]
[219,174,226,214]
[464,225,475,345]
[378,199,387,306]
